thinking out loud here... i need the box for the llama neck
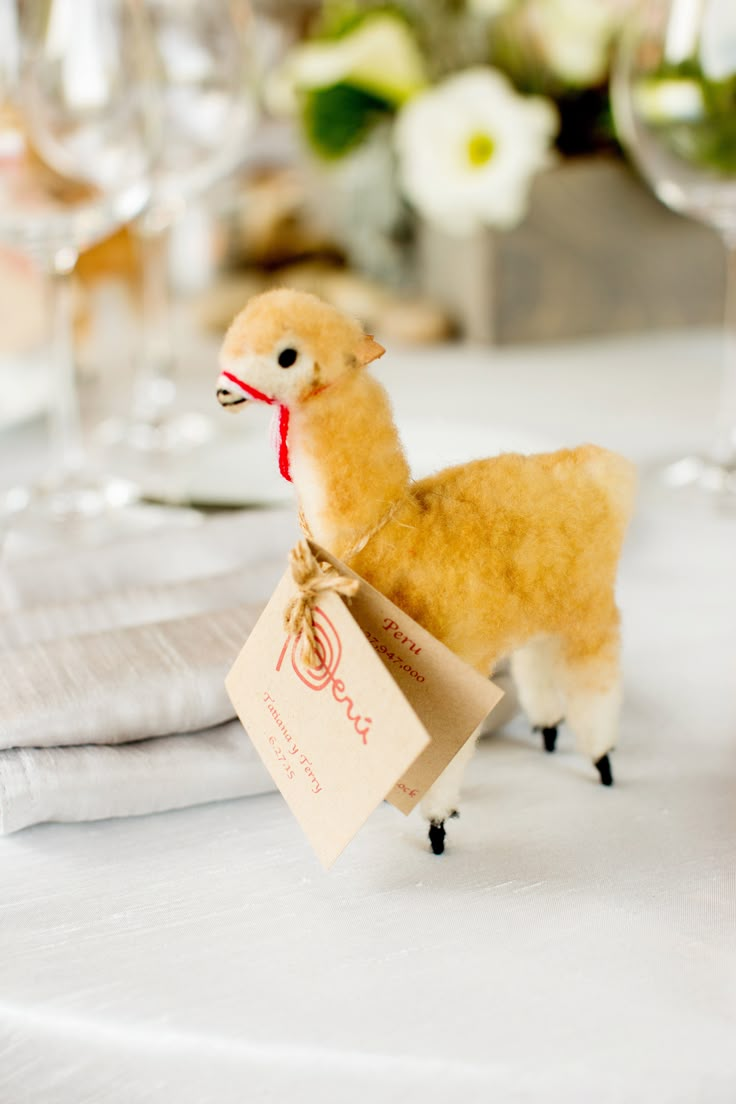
[288,370,411,556]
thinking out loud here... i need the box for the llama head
[216,288,385,411]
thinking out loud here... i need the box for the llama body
[218,289,635,852]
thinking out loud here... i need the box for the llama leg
[511,637,565,753]
[561,630,621,786]
[420,731,479,855]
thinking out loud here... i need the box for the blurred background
[1,0,735,544]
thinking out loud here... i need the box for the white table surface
[1,328,735,1104]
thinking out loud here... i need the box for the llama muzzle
[216,371,250,410]
[217,386,248,409]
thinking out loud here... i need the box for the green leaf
[301,83,394,159]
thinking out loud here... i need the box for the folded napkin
[0,719,274,835]
[0,602,262,750]
[0,562,284,652]
[0,509,299,833]
[0,508,299,614]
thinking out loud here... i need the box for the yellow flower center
[467,130,496,168]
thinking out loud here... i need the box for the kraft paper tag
[225,542,503,868]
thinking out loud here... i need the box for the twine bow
[283,540,359,666]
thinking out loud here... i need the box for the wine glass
[612,0,736,495]
[0,0,157,552]
[107,0,255,457]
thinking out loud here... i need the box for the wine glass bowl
[111,0,255,456]
[0,0,162,554]
[613,1,736,236]
[0,116,148,265]
[612,0,736,492]
[145,0,255,211]
[2,0,152,263]
[21,2,151,189]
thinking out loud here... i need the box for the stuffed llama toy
[217,289,636,855]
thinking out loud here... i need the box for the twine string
[297,498,403,562]
[283,540,359,666]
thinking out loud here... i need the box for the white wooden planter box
[418,156,725,344]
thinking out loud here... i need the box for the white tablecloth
[1,329,734,1103]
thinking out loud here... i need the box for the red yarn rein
[221,370,292,483]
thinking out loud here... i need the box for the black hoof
[534,723,560,753]
[595,754,613,787]
[541,725,558,753]
[428,821,446,855]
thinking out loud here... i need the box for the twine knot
[283,540,359,666]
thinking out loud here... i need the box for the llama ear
[356,334,385,366]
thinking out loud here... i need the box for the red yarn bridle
[221,370,292,482]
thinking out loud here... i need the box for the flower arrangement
[274,0,636,242]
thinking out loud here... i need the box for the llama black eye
[278,347,298,368]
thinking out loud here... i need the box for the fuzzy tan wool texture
[220,289,636,827]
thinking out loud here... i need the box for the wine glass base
[0,472,202,560]
[97,412,215,453]
[94,413,230,508]
[660,454,736,496]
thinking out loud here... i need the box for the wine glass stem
[715,233,736,466]
[134,215,176,423]
[46,250,84,479]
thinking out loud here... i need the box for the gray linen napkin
[0,602,263,750]
[0,564,281,652]
[0,719,274,834]
[0,507,299,613]
[0,509,297,833]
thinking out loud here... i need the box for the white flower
[526,0,626,86]
[274,13,427,111]
[395,67,558,235]
[467,0,517,17]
